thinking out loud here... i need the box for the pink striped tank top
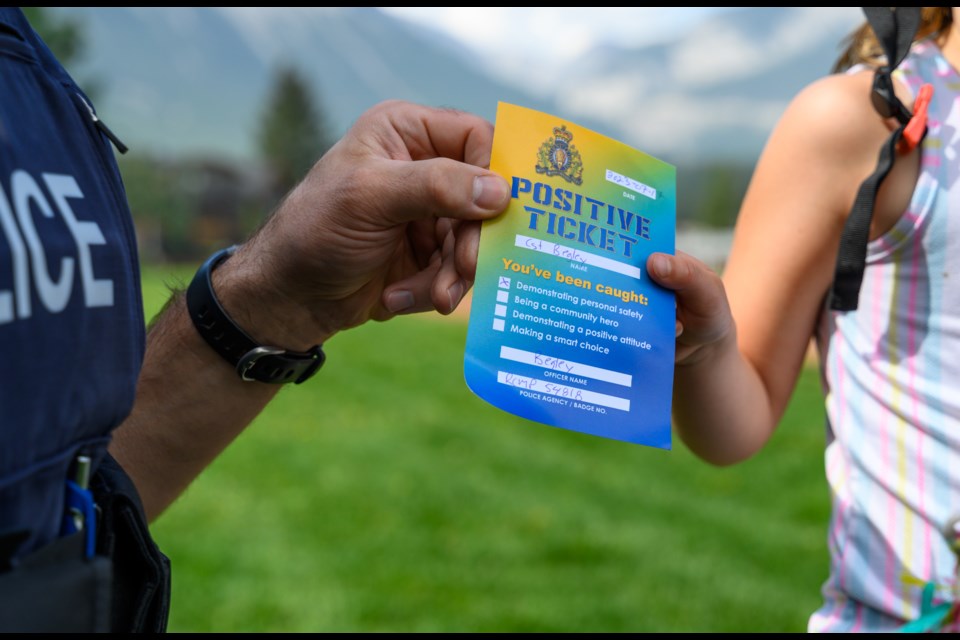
[811,39,960,632]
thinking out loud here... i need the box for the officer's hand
[214,100,510,349]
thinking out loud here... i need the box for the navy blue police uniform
[0,7,169,632]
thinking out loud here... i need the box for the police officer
[0,7,510,631]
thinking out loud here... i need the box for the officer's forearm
[109,250,327,521]
[107,293,270,520]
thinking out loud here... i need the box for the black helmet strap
[828,7,923,311]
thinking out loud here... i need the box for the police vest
[0,8,169,632]
[0,4,144,562]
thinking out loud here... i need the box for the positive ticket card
[464,102,676,449]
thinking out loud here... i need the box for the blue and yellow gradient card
[465,102,676,449]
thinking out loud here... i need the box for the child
[646,7,960,632]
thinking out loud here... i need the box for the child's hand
[646,251,736,367]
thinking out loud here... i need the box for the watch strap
[185,246,325,384]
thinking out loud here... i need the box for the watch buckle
[237,346,285,382]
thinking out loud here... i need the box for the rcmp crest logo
[536,125,583,185]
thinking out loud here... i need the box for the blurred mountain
[47,7,863,165]
[546,7,863,162]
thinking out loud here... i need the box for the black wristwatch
[185,246,325,384]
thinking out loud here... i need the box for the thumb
[376,157,510,224]
[647,251,732,343]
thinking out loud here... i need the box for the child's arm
[648,69,917,466]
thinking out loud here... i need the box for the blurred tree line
[25,7,334,263]
[678,163,752,230]
[122,64,334,262]
[125,63,333,263]
[25,7,749,265]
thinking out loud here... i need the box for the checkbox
[493,318,505,332]
[495,304,507,317]
[496,290,509,303]
[498,277,511,289]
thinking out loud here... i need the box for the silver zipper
[76,92,128,154]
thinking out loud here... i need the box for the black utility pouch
[0,531,113,632]
[91,453,171,632]
[0,453,171,633]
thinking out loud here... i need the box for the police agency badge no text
[464,102,676,449]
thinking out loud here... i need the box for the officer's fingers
[383,225,473,316]
[430,224,471,316]
[453,221,482,283]
[382,262,444,316]
[370,157,509,226]
[357,100,496,167]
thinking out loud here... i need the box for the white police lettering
[44,174,113,308]
[0,178,26,323]
[13,170,75,314]
[0,170,114,325]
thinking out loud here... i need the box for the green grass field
[141,264,832,633]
